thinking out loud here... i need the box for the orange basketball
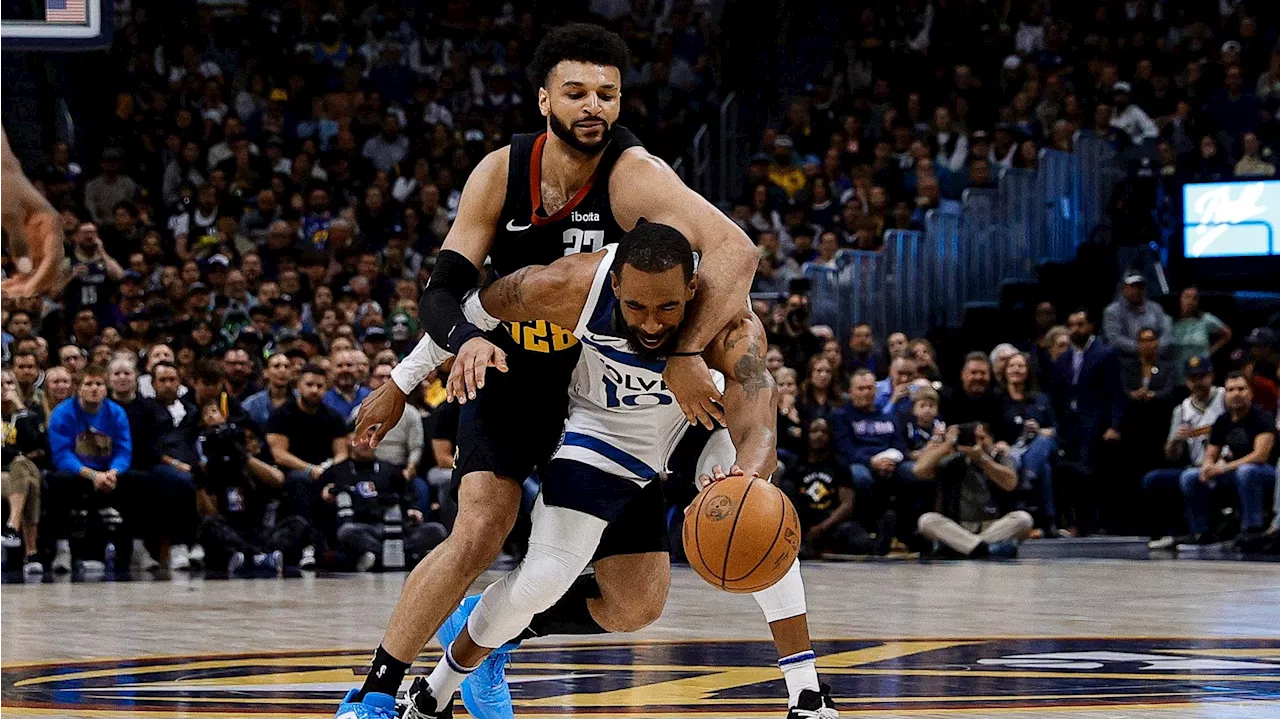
[682,475,801,593]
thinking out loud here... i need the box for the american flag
[45,0,87,24]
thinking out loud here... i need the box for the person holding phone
[912,422,1033,558]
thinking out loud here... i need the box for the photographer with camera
[327,431,446,572]
[195,400,307,575]
[913,422,1033,558]
[772,283,826,370]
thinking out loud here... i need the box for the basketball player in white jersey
[2,127,65,298]
[383,223,837,719]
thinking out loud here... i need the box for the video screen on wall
[1182,180,1280,258]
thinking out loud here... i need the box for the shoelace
[474,653,512,694]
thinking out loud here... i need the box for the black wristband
[668,351,704,357]
[447,322,487,354]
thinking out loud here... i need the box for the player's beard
[614,302,685,364]
[549,112,613,156]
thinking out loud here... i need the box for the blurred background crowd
[2,0,1279,579]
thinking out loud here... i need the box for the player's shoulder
[471,145,512,184]
[613,145,675,180]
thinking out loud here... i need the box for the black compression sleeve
[419,249,483,348]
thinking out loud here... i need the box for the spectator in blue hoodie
[833,369,909,496]
[46,364,135,571]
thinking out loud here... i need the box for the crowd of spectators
[3,0,1280,579]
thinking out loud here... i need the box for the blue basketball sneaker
[334,688,398,719]
[435,595,519,719]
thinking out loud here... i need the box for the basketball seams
[725,479,787,584]
[717,477,754,590]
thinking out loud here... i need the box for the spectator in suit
[1186,373,1276,541]
[1141,355,1226,548]
[1120,327,1178,467]
[1102,273,1172,357]
[1052,308,1125,472]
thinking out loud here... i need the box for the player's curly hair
[530,23,630,88]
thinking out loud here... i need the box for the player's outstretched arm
[475,251,600,329]
[703,313,778,480]
[1,127,65,298]
[610,150,758,429]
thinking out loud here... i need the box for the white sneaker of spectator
[52,540,72,574]
[78,559,105,575]
[356,551,377,573]
[188,543,205,567]
[300,545,316,570]
[132,540,160,571]
[23,556,43,575]
[170,544,192,571]
[1147,536,1176,551]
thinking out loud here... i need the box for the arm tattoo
[490,268,531,315]
[733,339,773,400]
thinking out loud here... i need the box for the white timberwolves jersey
[552,244,725,483]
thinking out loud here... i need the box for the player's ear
[609,270,619,294]
[538,86,550,117]
[686,274,698,299]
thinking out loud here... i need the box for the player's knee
[601,595,665,632]
[445,529,507,575]
[506,559,578,614]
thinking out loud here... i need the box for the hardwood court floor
[2,559,1279,718]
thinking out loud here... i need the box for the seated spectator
[774,367,804,468]
[989,343,1019,388]
[365,362,425,483]
[846,323,884,378]
[265,363,349,568]
[1243,327,1279,412]
[885,332,909,359]
[195,401,305,574]
[914,423,1033,558]
[243,352,297,430]
[1103,273,1172,357]
[875,354,918,416]
[46,364,136,573]
[942,353,1003,428]
[2,370,46,574]
[1233,132,1275,178]
[798,355,845,424]
[11,350,45,410]
[1142,356,1226,548]
[901,386,944,458]
[40,366,75,417]
[784,418,871,557]
[1233,348,1279,414]
[1170,286,1231,383]
[221,347,261,402]
[324,349,372,418]
[329,434,447,572]
[1183,373,1276,541]
[909,338,942,386]
[832,369,908,497]
[773,293,825,370]
[109,357,196,572]
[1000,352,1059,531]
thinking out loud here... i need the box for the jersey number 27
[563,228,605,255]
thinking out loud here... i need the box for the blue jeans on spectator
[1181,463,1277,535]
[848,463,877,496]
[1141,466,1198,537]
[1014,435,1057,527]
[407,477,431,517]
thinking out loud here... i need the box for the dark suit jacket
[1050,338,1125,439]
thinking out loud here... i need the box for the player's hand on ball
[448,337,508,403]
[695,463,746,491]
[353,381,407,449]
[664,355,725,429]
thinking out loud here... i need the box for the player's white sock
[778,650,819,706]
[424,644,477,711]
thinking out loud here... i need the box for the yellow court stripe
[824,667,1280,682]
[10,656,377,687]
